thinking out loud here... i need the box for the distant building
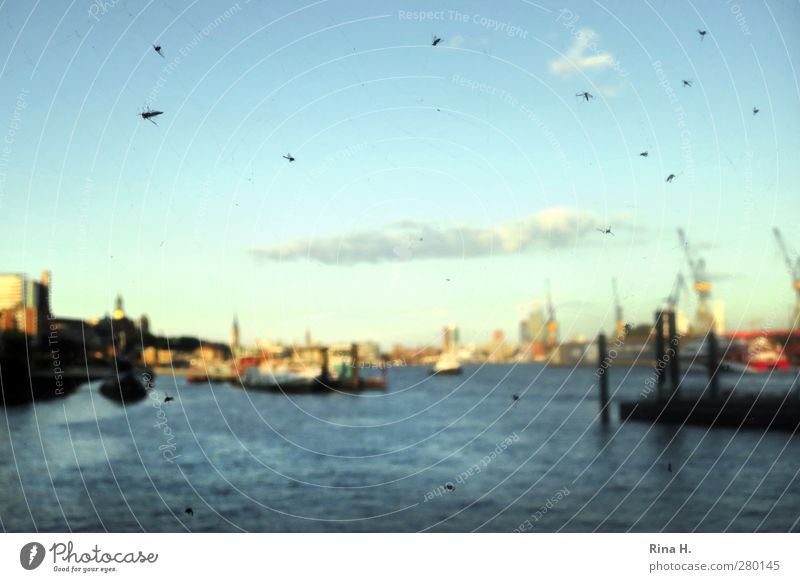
[529,308,547,360]
[712,300,725,335]
[529,309,545,343]
[139,315,150,337]
[485,329,513,362]
[100,294,142,356]
[0,271,50,340]
[675,310,690,336]
[442,323,459,353]
[519,320,531,343]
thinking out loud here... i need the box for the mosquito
[639,151,648,157]
[282,153,295,162]
[753,106,759,115]
[666,174,676,183]
[432,36,442,46]
[138,107,163,125]
[153,43,164,57]
[697,29,707,41]
[682,80,692,88]
[576,91,594,102]
[597,227,614,236]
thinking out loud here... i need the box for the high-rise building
[0,274,25,310]
[519,320,531,343]
[0,272,50,338]
[442,323,459,353]
[529,309,545,343]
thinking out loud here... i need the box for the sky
[0,0,799,348]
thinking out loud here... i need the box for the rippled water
[1,364,798,532]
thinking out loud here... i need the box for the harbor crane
[666,272,689,310]
[677,229,714,333]
[772,227,800,329]
[612,278,625,339]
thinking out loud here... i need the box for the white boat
[187,361,236,384]
[241,363,319,392]
[431,352,462,375]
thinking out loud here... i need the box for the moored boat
[241,362,319,393]
[187,362,237,384]
[680,336,791,374]
[430,352,462,375]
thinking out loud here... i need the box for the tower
[139,315,150,336]
[113,295,125,320]
[231,314,240,355]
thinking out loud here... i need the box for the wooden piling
[667,310,680,396]
[707,330,720,399]
[598,333,609,423]
[350,343,360,389]
[320,346,330,382]
[655,311,665,400]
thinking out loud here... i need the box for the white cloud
[550,29,617,77]
[250,207,626,265]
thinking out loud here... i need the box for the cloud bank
[250,207,621,265]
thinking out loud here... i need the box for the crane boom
[677,229,710,296]
[677,228,695,275]
[667,272,688,308]
[773,227,799,279]
[677,229,714,334]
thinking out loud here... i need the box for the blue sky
[1,0,799,347]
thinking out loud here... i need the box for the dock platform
[619,392,800,431]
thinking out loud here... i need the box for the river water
[1,364,798,532]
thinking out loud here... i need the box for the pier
[617,311,800,432]
[0,358,153,405]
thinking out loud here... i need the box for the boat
[315,346,388,391]
[430,352,462,375]
[680,336,790,374]
[240,362,319,393]
[726,336,791,373]
[187,362,237,384]
[98,369,150,403]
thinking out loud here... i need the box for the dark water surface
[1,364,798,532]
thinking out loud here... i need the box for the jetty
[609,311,800,432]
